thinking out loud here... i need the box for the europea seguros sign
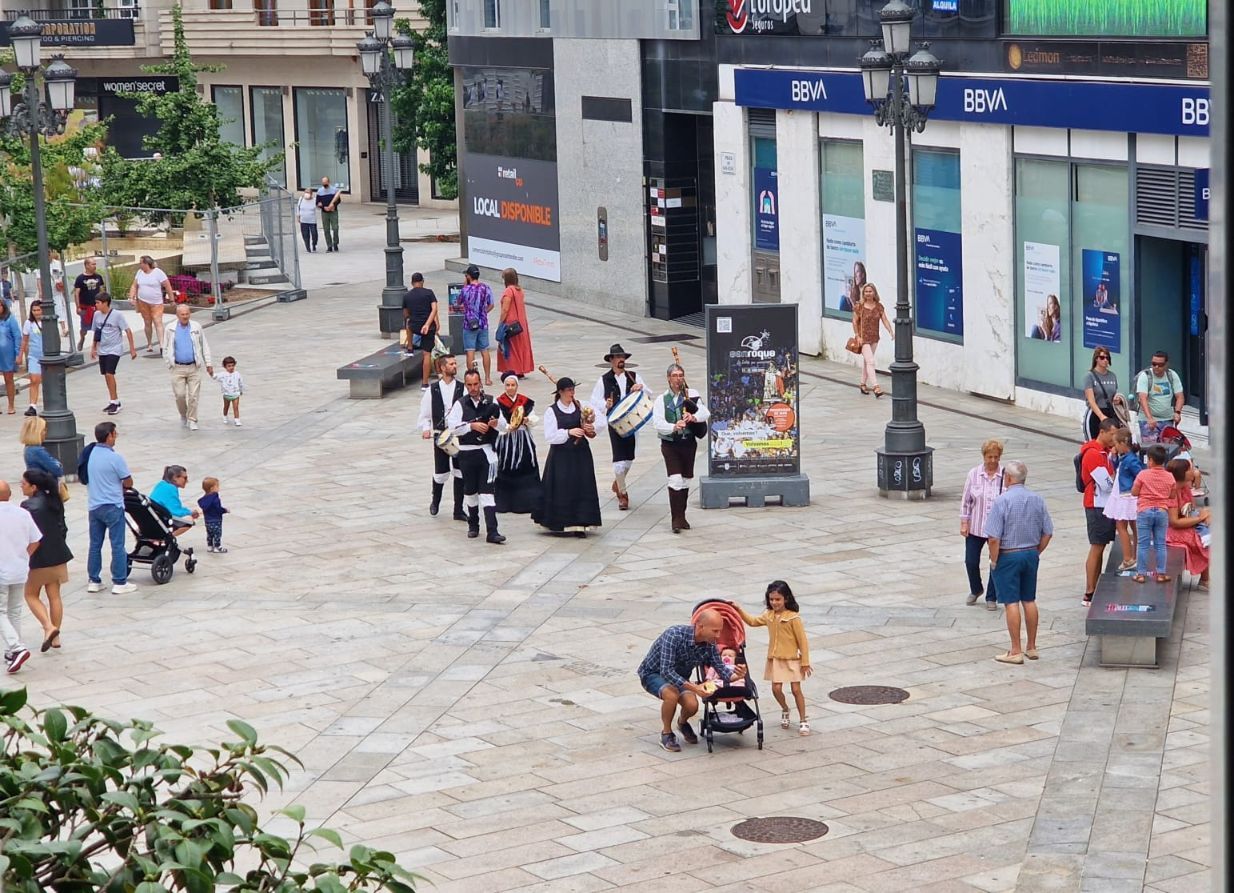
[723,0,813,34]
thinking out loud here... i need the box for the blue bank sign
[733,69,1210,137]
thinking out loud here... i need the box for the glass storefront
[912,148,964,341]
[250,86,286,186]
[212,85,245,147]
[819,139,864,320]
[293,87,349,189]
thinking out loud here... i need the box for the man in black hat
[590,344,651,511]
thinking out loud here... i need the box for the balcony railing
[4,7,140,20]
[250,8,373,27]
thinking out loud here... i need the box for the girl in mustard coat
[737,580,813,736]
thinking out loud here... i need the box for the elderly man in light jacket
[162,303,214,430]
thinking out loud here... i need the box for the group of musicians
[417,342,709,544]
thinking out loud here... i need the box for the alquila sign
[721,0,813,35]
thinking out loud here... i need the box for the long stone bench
[1085,538,1186,668]
[336,344,422,398]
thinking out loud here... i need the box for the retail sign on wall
[733,69,1211,137]
[1023,241,1062,343]
[0,17,135,47]
[915,228,963,338]
[1194,170,1209,220]
[1082,249,1122,353]
[753,167,779,251]
[718,0,818,35]
[1006,0,1205,38]
[464,152,561,283]
[821,214,865,313]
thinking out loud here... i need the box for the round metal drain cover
[731,816,829,844]
[829,685,910,705]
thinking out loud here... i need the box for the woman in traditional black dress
[495,373,543,515]
[533,376,603,536]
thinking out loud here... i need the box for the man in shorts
[985,461,1053,665]
[73,256,103,352]
[1080,418,1120,607]
[458,265,493,386]
[90,293,137,415]
[402,272,439,389]
[637,609,745,752]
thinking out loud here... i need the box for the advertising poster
[1023,241,1062,342]
[1082,249,1121,352]
[705,304,799,477]
[822,214,866,313]
[753,167,779,251]
[914,228,964,337]
[1006,0,1205,38]
[464,151,562,282]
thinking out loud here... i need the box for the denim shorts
[462,327,490,351]
[992,549,1039,604]
[640,672,677,698]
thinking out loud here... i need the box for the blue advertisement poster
[753,167,779,251]
[914,228,963,337]
[1082,249,1121,352]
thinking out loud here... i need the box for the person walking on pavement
[447,369,507,544]
[459,265,495,385]
[16,303,44,416]
[653,362,709,533]
[496,268,535,378]
[402,272,440,388]
[128,255,174,355]
[162,303,214,431]
[591,344,648,511]
[1135,350,1185,444]
[1080,418,1120,607]
[316,177,342,252]
[960,439,1005,610]
[418,353,465,519]
[90,292,137,416]
[73,256,104,352]
[984,460,1053,665]
[852,283,893,396]
[0,479,42,674]
[19,468,70,655]
[84,421,137,595]
[0,298,20,415]
[297,188,319,252]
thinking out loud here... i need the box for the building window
[250,86,286,186]
[212,85,245,147]
[309,0,333,25]
[483,0,500,28]
[911,148,963,341]
[538,0,550,29]
[666,0,693,30]
[254,0,277,26]
[819,139,864,320]
[294,87,348,191]
[209,0,232,8]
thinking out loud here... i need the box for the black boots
[430,481,444,516]
[484,507,505,545]
[453,478,466,521]
[467,506,480,538]
[669,488,690,533]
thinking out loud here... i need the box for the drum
[434,430,460,456]
[609,389,653,439]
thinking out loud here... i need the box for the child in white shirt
[214,355,245,426]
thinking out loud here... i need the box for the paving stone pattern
[0,214,1210,891]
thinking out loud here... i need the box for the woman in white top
[297,189,318,252]
[127,255,173,354]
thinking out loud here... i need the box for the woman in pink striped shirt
[960,439,1005,610]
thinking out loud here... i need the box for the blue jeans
[1135,507,1168,576]
[88,504,128,585]
[964,534,997,602]
[991,550,1039,604]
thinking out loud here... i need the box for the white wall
[714,100,750,305]
[775,109,822,354]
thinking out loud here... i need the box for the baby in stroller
[704,647,746,691]
[692,599,763,752]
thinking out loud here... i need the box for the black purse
[505,320,524,337]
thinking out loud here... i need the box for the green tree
[100,4,279,222]
[391,0,457,199]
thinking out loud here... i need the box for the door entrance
[1135,236,1207,420]
[365,89,419,204]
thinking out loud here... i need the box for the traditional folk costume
[447,388,507,544]
[653,384,710,533]
[590,343,650,511]
[418,376,465,519]
[534,377,604,534]
[495,381,543,515]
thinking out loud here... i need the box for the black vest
[459,396,500,446]
[550,401,581,442]
[431,380,464,430]
[602,370,635,405]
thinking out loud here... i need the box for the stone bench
[1085,539,1186,668]
[336,344,422,399]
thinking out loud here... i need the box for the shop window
[212,85,245,147]
[911,148,963,341]
[819,139,864,320]
[294,87,349,191]
[483,0,500,28]
[250,86,286,187]
[1071,164,1129,390]
[750,135,777,251]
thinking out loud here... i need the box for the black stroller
[123,489,197,584]
[692,599,764,752]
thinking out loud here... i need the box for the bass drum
[434,430,460,456]
[608,389,654,439]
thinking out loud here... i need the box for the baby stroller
[123,489,197,584]
[691,599,763,752]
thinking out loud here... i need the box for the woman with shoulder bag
[20,469,72,653]
[1082,348,1123,441]
[852,283,893,397]
[496,268,534,378]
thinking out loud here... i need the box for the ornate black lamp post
[860,0,941,499]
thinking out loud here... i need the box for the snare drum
[433,430,460,456]
[608,389,653,439]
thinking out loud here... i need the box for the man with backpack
[1135,351,1185,444]
[1079,418,1120,607]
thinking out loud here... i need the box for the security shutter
[1135,166,1206,232]
[748,108,776,138]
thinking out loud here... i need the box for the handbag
[505,320,524,337]
[398,328,410,348]
[845,336,862,355]
[431,334,450,360]
[58,480,70,503]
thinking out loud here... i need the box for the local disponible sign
[0,17,135,47]
[464,152,561,282]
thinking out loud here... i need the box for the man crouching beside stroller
[638,609,747,753]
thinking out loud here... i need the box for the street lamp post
[357,0,415,336]
[0,16,83,470]
[860,0,941,500]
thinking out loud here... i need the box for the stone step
[242,270,290,285]
[246,258,277,270]
[243,235,268,246]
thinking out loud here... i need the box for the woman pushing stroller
[736,580,813,736]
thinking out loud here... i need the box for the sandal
[780,711,791,730]
[1133,575,1147,583]
[872,386,885,398]
[859,384,869,395]
[799,720,811,736]
[1118,559,1136,572]
[1155,575,1171,583]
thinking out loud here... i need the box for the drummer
[417,353,465,519]
[591,343,652,512]
[653,362,710,534]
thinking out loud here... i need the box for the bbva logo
[962,87,1008,114]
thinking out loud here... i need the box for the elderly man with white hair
[984,460,1054,665]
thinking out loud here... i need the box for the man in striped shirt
[985,460,1054,666]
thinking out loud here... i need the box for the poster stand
[698,304,810,509]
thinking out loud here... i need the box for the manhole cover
[829,685,910,705]
[731,816,829,844]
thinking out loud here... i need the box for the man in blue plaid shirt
[985,460,1053,666]
[638,610,746,752]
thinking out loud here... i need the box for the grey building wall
[448,0,699,40]
[553,38,646,317]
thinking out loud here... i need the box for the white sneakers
[87,581,103,593]
[189,421,199,431]
[111,583,137,594]
[223,418,242,427]
[233,420,242,427]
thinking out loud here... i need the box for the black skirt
[495,428,543,514]
[534,438,602,531]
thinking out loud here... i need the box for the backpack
[1073,451,1086,493]
[77,442,96,485]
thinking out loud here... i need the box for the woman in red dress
[1165,459,1210,590]
[497,268,535,377]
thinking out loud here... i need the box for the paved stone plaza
[0,206,1211,892]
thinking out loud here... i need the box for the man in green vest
[651,363,710,534]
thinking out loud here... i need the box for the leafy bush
[0,688,418,892]
[106,264,135,300]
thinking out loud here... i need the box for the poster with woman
[822,214,866,313]
[1023,241,1062,342]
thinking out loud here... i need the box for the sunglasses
[1096,354,1110,360]
[1151,361,1166,367]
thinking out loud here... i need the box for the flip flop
[1155,575,1172,583]
[1133,575,1147,583]
[40,628,59,653]
[994,652,1024,665]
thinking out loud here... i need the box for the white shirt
[214,369,245,397]
[134,268,170,305]
[652,388,710,437]
[590,370,650,418]
[297,196,318,224]
[0,502,41,586]
[418,378,460,433]
[543,399,607,445]
[447,395,508,450]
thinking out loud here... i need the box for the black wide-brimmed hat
[555,376,577,393]
[604,343,631,361]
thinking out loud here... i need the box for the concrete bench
[336,344,422,398]
[1085,539,1186,668]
